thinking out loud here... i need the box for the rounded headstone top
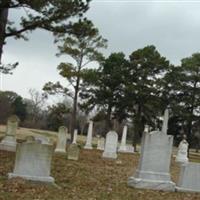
[8,115,20,123]
[107,130,118,137]
[59,126,67,132]
[25,135,36,143]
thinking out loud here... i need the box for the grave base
[8,173,55,184]
[0,142,16,152]
[84,145,93,150]
[55,148,66,153]
[102,152,117,159]
[128,176,175,191]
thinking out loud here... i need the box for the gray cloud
[2,1,200,99]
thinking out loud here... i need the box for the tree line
[0,1,200,151]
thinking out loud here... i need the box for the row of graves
[0,110,199,193]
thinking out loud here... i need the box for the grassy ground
[0,148,200,200]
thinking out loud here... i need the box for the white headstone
[84,121,93,149]
[176,162,200,192]
[72,129,78,144]
[97,137,105,150]
[128,131,175,191]
[34,135,50,145]
[8,141,54,183]
[125,144,134,154]
[161,109,169,135]
[175,139,189,164]
[0,115,19,152]
[118,125,128,152]
[55,126,68,153]
[102,131,118,159]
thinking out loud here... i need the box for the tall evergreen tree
[0,0,91,73]
[43,20,107,139]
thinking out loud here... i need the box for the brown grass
[0,148,200,200]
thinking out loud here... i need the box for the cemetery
[0,111,200,200]
[1,0,200,199]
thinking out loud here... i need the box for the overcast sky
[2,0,200,101]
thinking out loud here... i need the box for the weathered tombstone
[84,121,93,149]
[34,135,50,145]
[8,141,54,183]
[125,144,134,154]
[128,109,175,191]
[118,125,128,152]
[67,144,80,161]
[72,129,78,144]
[97,137,105,150]
[176,162,200,192]
[55,126,68,153]
[175,139,189,164]
[25,136,36,143]
[0,115,19,152]
[102,131,118,159]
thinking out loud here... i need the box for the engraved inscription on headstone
[8,142,55,183]
[67,144,80,161]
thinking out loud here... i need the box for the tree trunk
[0,7,8,65]
[105,104,112,133]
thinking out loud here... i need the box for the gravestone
[84,121,93,149]
[8,141,54,183]
[34,135,50,145]
[125,144,134,154]
[0,115,19,152]
[72,129,78,144]
[102,131,118,159]
[128,109,175,191]
[55,126,68,153]
[67,144,80,161]
[176,162,200,192]
[97,137,105,150]
[175,139,189,163]
[118,125,128,152]
[26,136,36,143]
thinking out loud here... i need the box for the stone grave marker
[176,162,200,192]
[72,129,78,144]
[84,120,93,149]
[97,137,105,150]
[0,115,19,152]
[102,131,118,159]
[67,144,80,161]
[118,125,128,152]
[175,139,189,164]
[8,141,54,183]
[128,109,175,191]
[55,126,68,153]
[25,136,36,143]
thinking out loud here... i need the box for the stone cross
[84,120,93,149]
